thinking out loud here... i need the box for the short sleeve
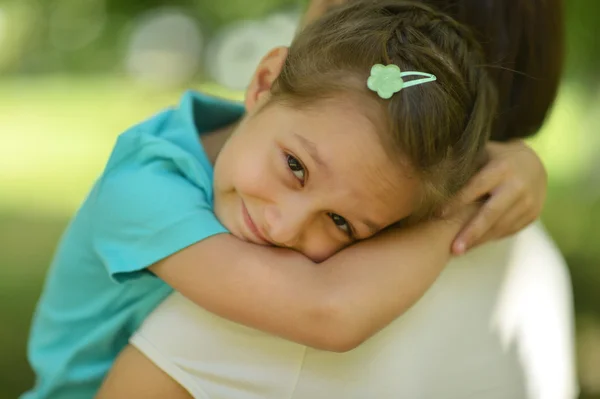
[90,134,227,283]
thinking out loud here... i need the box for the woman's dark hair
[401,0,564,141]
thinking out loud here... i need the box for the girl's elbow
[307,303,369,353]
[319,333,367,353]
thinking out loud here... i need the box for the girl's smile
[241,200,271,245]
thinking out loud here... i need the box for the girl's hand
[448,140,547,254]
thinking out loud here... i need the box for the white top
[131,223,578,399]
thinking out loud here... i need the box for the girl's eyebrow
[294,133,327,169]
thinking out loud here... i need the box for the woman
[97,0,577,398]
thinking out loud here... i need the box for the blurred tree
[565,0,600,76]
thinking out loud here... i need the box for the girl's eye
[328,212,353,237]
[287,154,306,183]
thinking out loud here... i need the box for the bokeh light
[48,0,107,52]
[206,12,298,90]
[124,7,204,89]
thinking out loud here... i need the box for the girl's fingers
[451,186,519,254]
[469,205,530,249]
[444,161,507,217]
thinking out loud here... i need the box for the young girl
[96,1,569,398]
[26,1,515,398]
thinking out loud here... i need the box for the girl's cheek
[234,157,273,196]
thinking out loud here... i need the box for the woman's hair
[423,0,564,141]
[274,0,497,220]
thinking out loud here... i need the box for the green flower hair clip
[367,64,437,99]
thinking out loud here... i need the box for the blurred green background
[0,0,599,398]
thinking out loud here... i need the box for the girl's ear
[244,46,289,113]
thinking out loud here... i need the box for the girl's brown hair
[304,0,565,141]
[275,0,498,219]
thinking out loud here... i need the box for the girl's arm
[150,207,474,352]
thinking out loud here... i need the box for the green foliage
[0,0,301,73]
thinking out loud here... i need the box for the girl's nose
[263,201,311,247]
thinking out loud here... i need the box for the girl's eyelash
[347,224,356,240]
[285,153,307,185]
[328,212,356,240]
[344,224,356,240]
[342,222,356,241]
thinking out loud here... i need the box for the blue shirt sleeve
[90,131,227,283]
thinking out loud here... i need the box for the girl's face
[212,47,422,261]
[213,98,421,261]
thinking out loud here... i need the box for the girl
[26,1,534,398]
[97,0,574,398]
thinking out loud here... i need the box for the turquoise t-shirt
[23,91,245,399]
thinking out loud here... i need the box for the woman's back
[131,223,577,399]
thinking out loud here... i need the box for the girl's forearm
[315,210,472,350]
[151,209,472,352]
